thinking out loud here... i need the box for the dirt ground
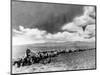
[12,49,96,74]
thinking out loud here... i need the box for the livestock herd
[12,48,95,68]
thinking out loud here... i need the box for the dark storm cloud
[12,1,84,33]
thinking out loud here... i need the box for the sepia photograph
[11,0,96,74]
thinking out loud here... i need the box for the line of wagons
[13,48,62,68]
[12,48,95,68]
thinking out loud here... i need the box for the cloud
[73,6,95,26]
[12,6,96,45]
[12,1,84,33]
[13,26,47,45]
[13,26,95,45]
[13,26,73,45]
[62,6,95,39]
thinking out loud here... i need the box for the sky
[12,1,96,45]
